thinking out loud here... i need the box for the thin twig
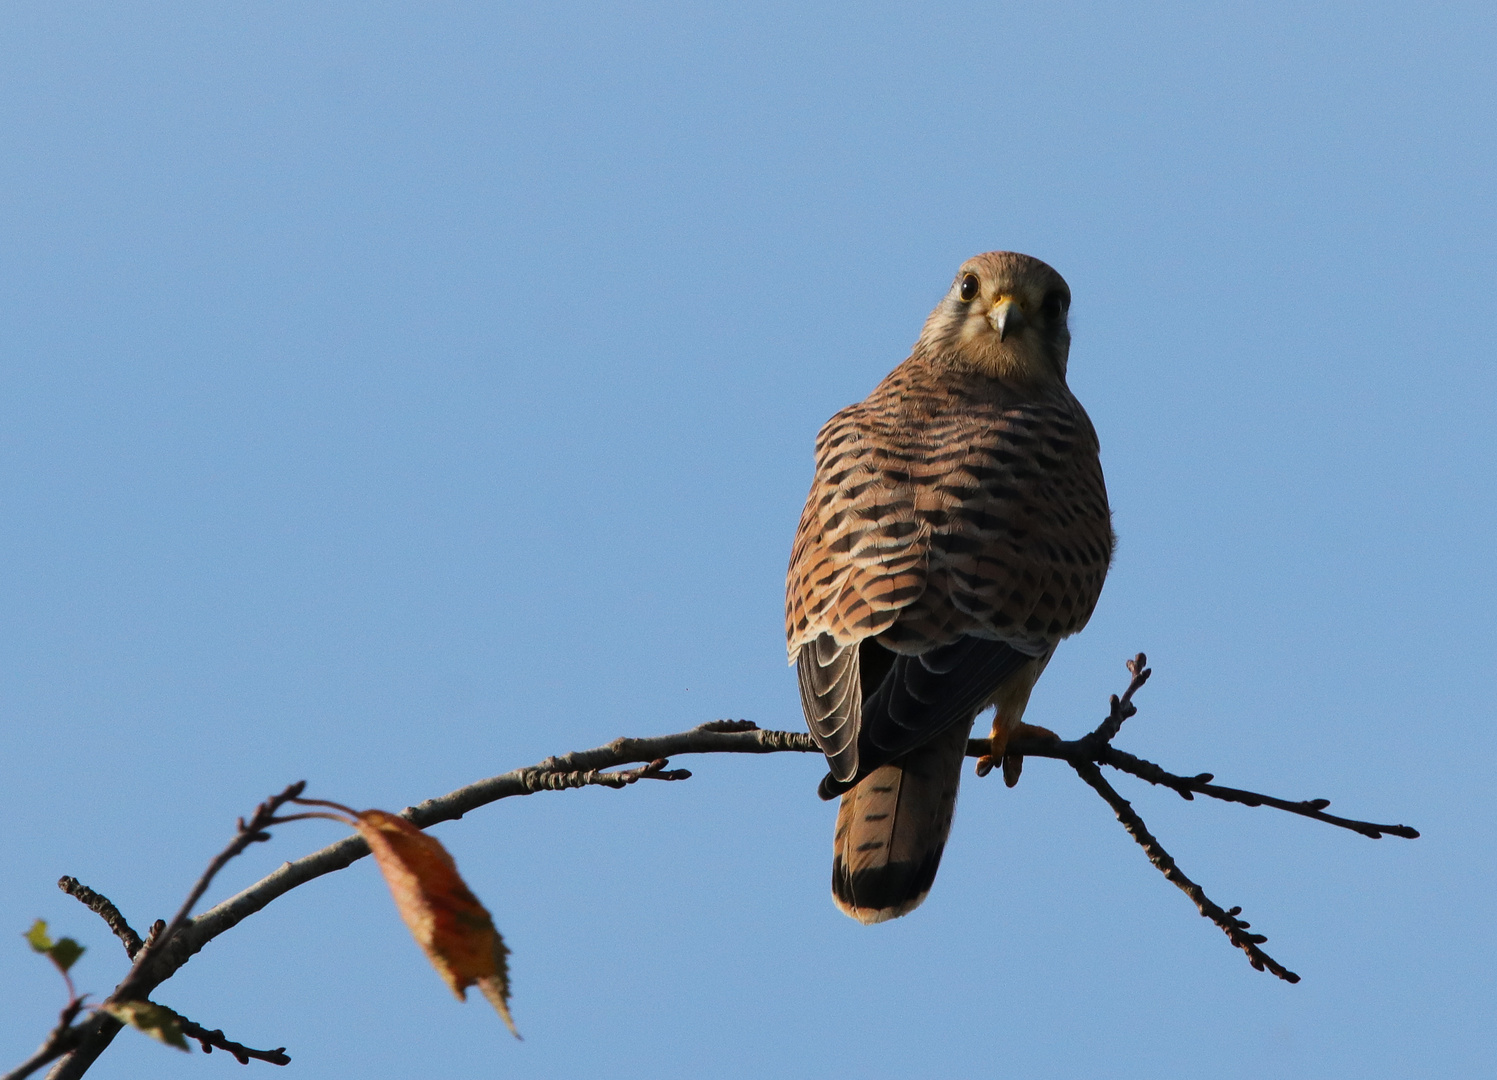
[29,673,1419,1077]
[38,731,804,1079]
[524,757,694,790]
[1071,759,1301,983]
[127,781,309,988]
[994,739,1419,839]
[57,879,144,959]
[43,784,308,1080]
[993,654,1413,979]
[1086,652,1152,744]
[1,1000,86,1080]
[177,1015,289,1067]
[179,723,818,968]
[41,1010,112,1080]
[1093,748,1419,839]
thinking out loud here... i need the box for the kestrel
[786,252,1114,924]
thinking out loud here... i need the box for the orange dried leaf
[354,810,518,1038]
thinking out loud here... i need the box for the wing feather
[796,634,860,782]
[816,636,1031,799]
[787,357,1113,792]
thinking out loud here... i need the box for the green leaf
[103,1000,190,1051]
[24,919,85,971]
[25,919,54,953]
[49,937,85,972]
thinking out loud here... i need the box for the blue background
[3,3,1493,1077]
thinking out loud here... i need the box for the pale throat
[954,317,1063,385]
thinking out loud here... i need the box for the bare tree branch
[1089,748,1418,839]
[1071,758,1301,982]
[43,785,308,1080]
[40,1014,111,1080]
[181,722,819,968]
[38,727,813,1078]
[177,1015,289,1067]
[57,879,143,959]
[131,783,309,989]
[1,1000,85,1080]
[989,736,1421,839]
[518,756,694,791]
[26,658,1418,1077]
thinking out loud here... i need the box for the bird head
[916,252,1072,384]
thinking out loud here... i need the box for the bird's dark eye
[958,274,980,303]
[1040,290,1069,320]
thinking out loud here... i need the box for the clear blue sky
[3,4,1493,1078]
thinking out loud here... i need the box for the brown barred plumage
[786,252,1114,923]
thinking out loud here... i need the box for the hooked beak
[988,297,1023,341]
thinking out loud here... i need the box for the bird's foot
[974,722,1013,779]
[977,721,1059,787]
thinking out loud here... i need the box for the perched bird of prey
[786,252,1113,924]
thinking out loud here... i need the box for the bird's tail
[831,717,973,923]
